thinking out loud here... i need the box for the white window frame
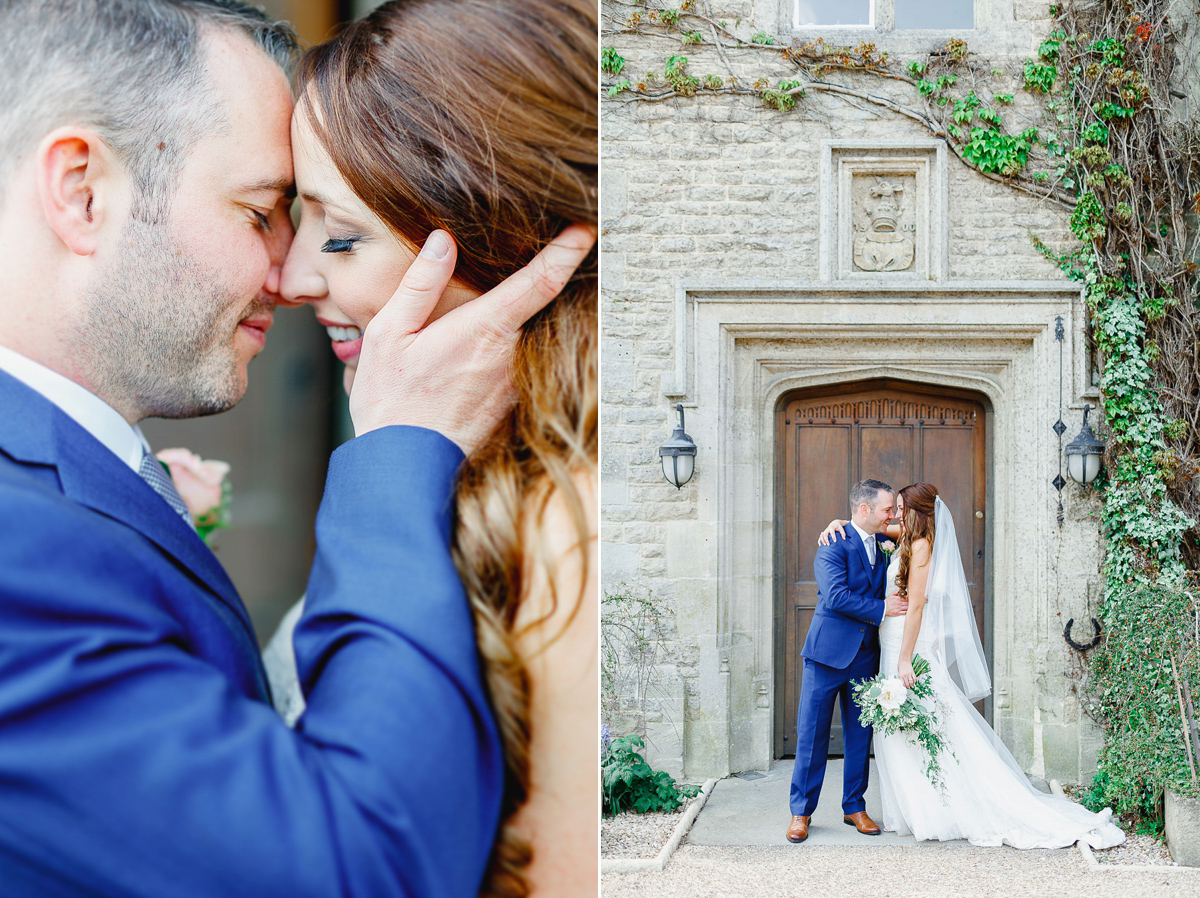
[791,0,979,34]
[794,0,875,30]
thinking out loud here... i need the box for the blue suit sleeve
[814,539,886,625]
[0,426,502,898]
[292,426,504,894]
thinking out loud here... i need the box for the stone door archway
[773,379,990,758]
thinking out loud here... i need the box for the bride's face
[896,496,906,530]
[280,105,479,393]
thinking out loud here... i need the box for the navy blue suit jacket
[801,529,889,669]
[0,371,502,897]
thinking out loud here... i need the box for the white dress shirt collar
[0,345,149,472]
[850,520,876,563]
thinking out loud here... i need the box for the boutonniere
[155,448,231,543]
[880,539,896,557]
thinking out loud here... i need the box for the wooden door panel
[794,426,851,592]
[779,425,851,756]
[774,381,988,759]
[860,425,915,490]
[922,428,973,565]
[921,426,985,634]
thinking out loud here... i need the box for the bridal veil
[927,496,991,702]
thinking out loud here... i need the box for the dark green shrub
[602,734,699,817]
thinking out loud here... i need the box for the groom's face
[864,490,895,534]
[81,32,295,419]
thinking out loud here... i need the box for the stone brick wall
[601,0,1107,783]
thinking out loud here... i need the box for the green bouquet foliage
[853,655,953,790]
[601,734,700,817]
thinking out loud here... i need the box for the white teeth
[325,325,362,342]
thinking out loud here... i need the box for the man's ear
[36,127,122,256]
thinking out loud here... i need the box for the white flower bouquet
[852,654,952,790]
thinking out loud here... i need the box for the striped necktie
[138,451,194,527]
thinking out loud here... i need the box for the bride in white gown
[828,483,1124,849]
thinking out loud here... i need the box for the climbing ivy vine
[1028,0,1200,824]
[602,0,1200,824]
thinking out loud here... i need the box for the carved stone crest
[821,141,944,281]
[852,177,916,272]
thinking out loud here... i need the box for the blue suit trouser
[789,640,878,816]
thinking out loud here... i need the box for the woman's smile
[316,317,363,363]
[279,106,478,392]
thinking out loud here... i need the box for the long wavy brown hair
[896,483,938,596]
[294,2,597,895]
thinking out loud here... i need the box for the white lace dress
[262,598,306,727]
[875,554,1125,849]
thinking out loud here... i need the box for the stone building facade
[600,0,1109,785]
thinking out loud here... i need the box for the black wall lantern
[659,404,697,489]
[1065,403,1104,486]
[1052,316,1106,526]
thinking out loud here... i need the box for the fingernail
[420,231,452,261]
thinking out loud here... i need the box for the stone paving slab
[687,758,1050,848]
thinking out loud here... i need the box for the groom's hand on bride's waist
[884,590,908,617]
[348,225,596,454]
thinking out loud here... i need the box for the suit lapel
[852,531,892,599]
[850,528,874,577]
[63,429,270,700]
[871,536,888,594]
[52,414,249,623]
[0,372,261,659]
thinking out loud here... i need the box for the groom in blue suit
[0,2,591,895]
[787,479,905,843]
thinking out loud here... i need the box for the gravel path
[601,844,1198,896]
[1093,833,1176,865]
[602,810,686,859]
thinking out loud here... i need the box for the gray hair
[0,0,297,222]
[849,478,893,512]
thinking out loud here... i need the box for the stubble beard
[75,215,263,420]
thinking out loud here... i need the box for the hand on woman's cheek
[349,225,594,453]
[340,262,476,398]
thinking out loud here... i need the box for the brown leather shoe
[843,811,882,835]
[785,815,810,843]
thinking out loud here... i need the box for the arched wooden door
[773,380,989,758]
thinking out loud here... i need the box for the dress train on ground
[875,556,1124,849]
